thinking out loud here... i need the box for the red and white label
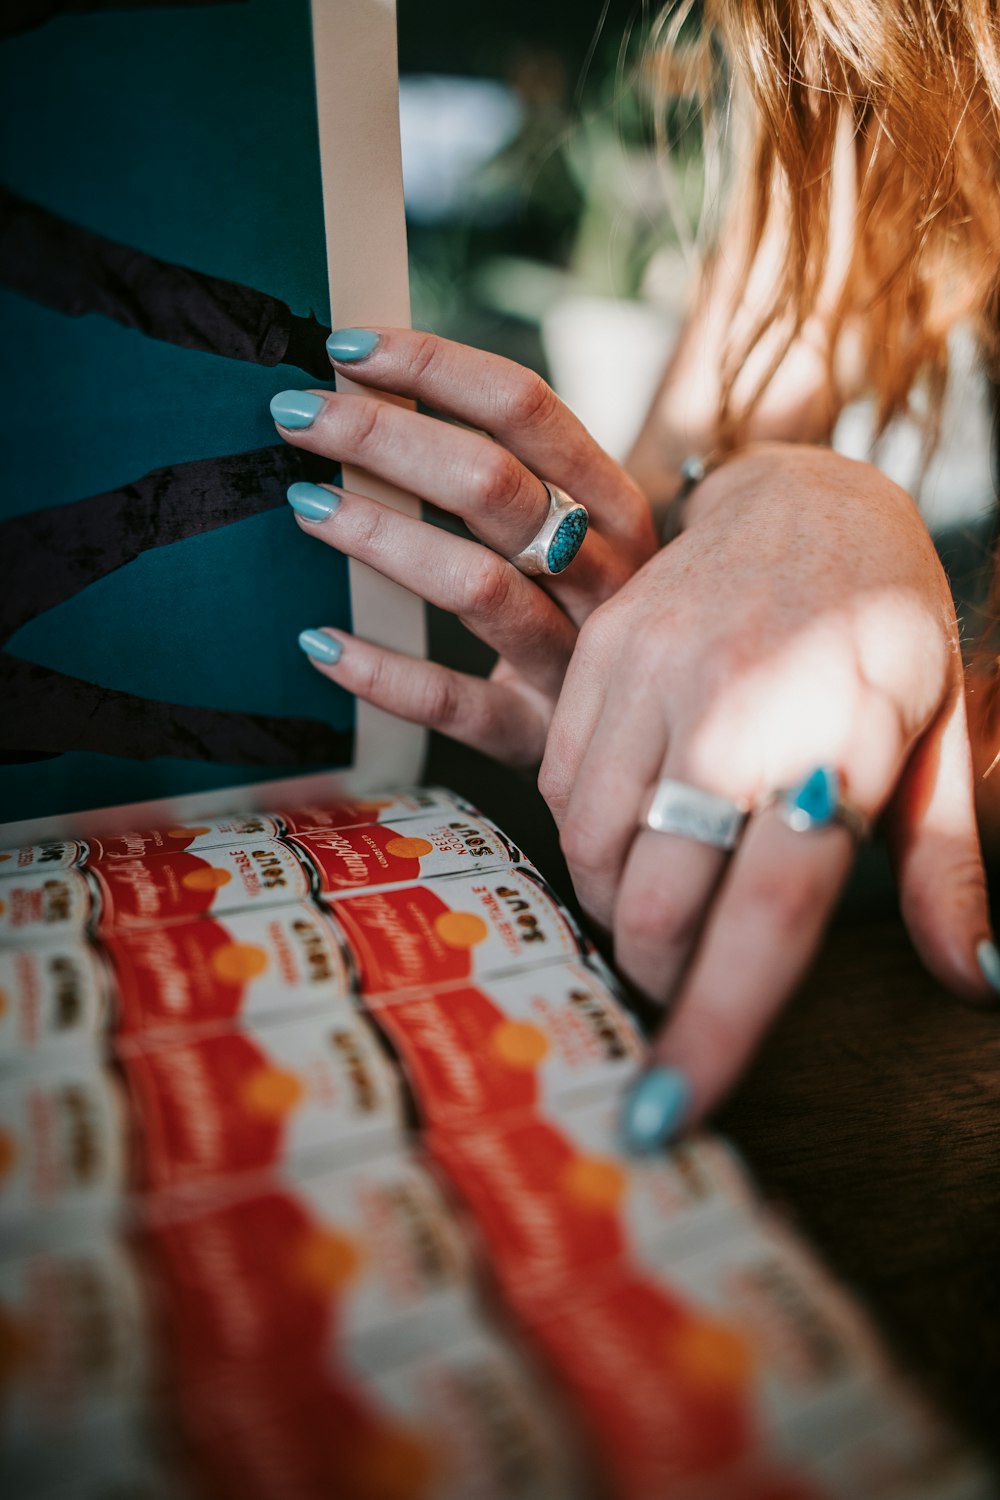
[149,1153,475,1383]
[0,870,94,944]
[122,1010,403,1196]
[0,840,88,877]
[276,785,465,833]
[0,942,108,1060]
[88,814,282,860]
[90,840,311,932]
[291,814,517,894]
[329,869,581,996]
[428,1105,752,1302]
[0,1062,125,1237]
[371,962,643,1128]
[106,903,352,1041]
[0,1237,149,1446]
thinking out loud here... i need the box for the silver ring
[644,778,748,850]
[758,767,871,841]
[508,482,589,577]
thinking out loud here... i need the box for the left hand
[270,327,658,764]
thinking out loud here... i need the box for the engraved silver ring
[643,778,748,851]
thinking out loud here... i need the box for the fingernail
[326,328,379,362]
[287,482,340,522]
[298,629,342,664]
[270,390,326,429]
[976,938,1000,993]
[621,1066,692,1155]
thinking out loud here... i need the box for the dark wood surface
[427,733,1000,1469]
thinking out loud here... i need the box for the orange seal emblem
[181,866,233,892]
[240,1066,304,1117]
[489,1020,550,1068]
[292,1226,364,1291]
[433,911,489,949]
[560,1155,627,1211]
[168,826,212,839]
[210,943,270,984]
[384,836,435,861]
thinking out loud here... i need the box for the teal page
[0,0,353,824]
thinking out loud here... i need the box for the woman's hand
[269,327,658,765]
[537,442,997,1143]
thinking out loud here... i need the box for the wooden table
[428,734,1000,1469]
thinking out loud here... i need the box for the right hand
[271,326,658,764]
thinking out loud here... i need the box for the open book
[0,784,986,1497]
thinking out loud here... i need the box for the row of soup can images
[0,785,988,1500]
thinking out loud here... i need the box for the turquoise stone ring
[764,766,870,841]
[508,482,589,577]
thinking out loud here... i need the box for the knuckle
[419,670,463,729]
[460,551,516,621]
[538,754,571,822]
[340,397,387,453]
[348,501,390,555]
[468,446,525,513]
[406,331,441,384]
[495,368,559,431]
[558,817,606,879]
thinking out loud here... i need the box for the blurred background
[395,0,996,528]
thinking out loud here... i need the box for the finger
[887,684,997,1005]
[271,388,550,557]
[297,628,549,766]
[556,691,671,928]
[537,612,622,826]
[612,765,733,1005]
[287,481,575,699]
[321,327,657,555]
[622,807,857,1152]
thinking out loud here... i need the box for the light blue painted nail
[976,939,1000,993]
[298,629,342,664]
[787,766,840,827]
[621,1066,692,1155]
[326,328,379,362]
[287,482,340,522]
[270,390,326,429]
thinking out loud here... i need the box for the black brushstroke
[0,187,332,378]
[0,654,352,766]
[2,1,245,39]
[0,445,333,646]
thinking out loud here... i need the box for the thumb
[885,681,997,1004]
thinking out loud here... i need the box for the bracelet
[660,453,718,545]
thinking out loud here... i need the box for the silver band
[644,778,748,850]
[508,482,589,577]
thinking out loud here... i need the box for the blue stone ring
[508,482,589,577]
[761,767,871,841]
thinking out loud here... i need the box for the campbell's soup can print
[0,839,89,878]
[87,813,282,860]
[122,1010,404,1195]
[428,1104,754,1304]
[0,1237,149,1453]
[0,1061,126,1242]
[522,1274,766,1499]
[329,868,582,996]
[106,904,353,1042]
[370,962,644,1128]
[150,1153,475,1382]
[359,1332,581,1500]
[0,942,109,1065]
[89,839,312,932]
[290,814,519,895]
[0,869,95,945]
[276,785,467,834]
